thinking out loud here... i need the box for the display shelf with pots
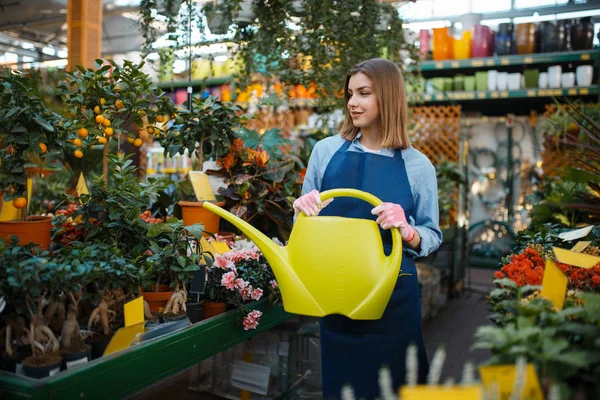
[0,300,289,400]
[411,85,600,103]
[409,49,600,72]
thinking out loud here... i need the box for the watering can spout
[202,202,285,262]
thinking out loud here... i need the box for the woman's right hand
[293,189,333,216]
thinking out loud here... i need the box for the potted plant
[58,59,175,185]
[0,239,38,373]
[4,249,62,378]
[204,240,280,326]
[159,96,245,234]
[144,218,205,318]
[210,128,299,240]
[0,70,64,249]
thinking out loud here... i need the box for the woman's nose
[348,94,357,108]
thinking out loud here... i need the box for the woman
[293,58,442,399]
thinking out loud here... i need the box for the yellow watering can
[202,189,402,320]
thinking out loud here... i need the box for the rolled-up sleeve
[405,162,443,258]
[301,142,322,195]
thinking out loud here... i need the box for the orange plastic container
[179,201,224,235]
[0,216,52,250]
[142,290,174,313]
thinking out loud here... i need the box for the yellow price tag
[491,92,500,98]
[553,246,600,269]
[485,60,495,66]
[480,364,543,400]
[435,62,444,69]
[523,57,533,64]
[188,171,216,201]
[580,88,589,95]
[104,323,145,357]
[211,241,231,255]
[500,91,509,98]
[451,62,460,68]
[400,385,483,400]
[471,60,485,67]
[526,90,536,97]
[571,241,591,253]
[124,296,145,328]
[76,172,89,196]
[477,92,487,99]
[541,259,568,310]
[581,54,590,60]
[568,89,577,96]
[500,59,510,66]
[435,94,443,100]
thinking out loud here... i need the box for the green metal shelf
[410,50,599,72]
[0,300,289,400]
[410,85,600,103]
[154,76,233,89]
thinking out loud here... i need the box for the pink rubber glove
[293,189,333,216]
[371,202,416,241]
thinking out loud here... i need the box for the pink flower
[221,271,239,290]
[143,250,153,256]
[213,254,235,270]
[251,288,263,301]
[239,285,253,300]
[236,279,249,289]
[243,310,262,331]
[270,280,278,289]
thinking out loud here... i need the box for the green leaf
[147,222,175,238]
[554,351,590,368]
[177,256,186,267]
[185,223,204,240]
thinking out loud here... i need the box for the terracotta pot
[179,201,224,235]
[151,284,171,292]
[202,301,227,319]
[25,167,55,178]
[0,216,52,250]
[142,290,173,313]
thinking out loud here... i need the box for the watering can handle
[300,188,402,258]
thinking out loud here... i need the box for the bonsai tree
[0,238,38,360]
[159,95,245,166]
[5,249,62,367]
[0,70,64,218]
[58,59,175,184]
[146,217,205,315]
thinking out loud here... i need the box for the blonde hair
[340,58,410,149]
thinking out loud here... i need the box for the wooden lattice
[409,105,462,225]
[541,103,596,178]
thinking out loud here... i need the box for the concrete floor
[130,268,495,400]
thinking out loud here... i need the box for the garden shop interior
[1,0,600,399]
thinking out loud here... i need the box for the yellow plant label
[524,57,533,64]
[103,323,145,357]
[400,385,483,400]
[211,241,231,255]
[0,178,32,222]
[76,172,89,196]
[541,259,568,310]
[553,247,600,269]
[570,241,591,253]
[471,60,485,67]
[188,171,216,201]
[581,54,590,60]
[124,296,145,328]
[479,364,543,400]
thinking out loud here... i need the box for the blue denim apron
[318,140,429,399]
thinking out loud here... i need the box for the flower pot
[0,216,52,250]
[142,290,174,313]
[85,333,113,360]
[179,201,224,235]
[236,0,255,27]
[22,353,63,379]
[151,284,171,292]
[61,344,91,370]
[1,346,31,374]
[207,10,232,35]
[202,301,227,319]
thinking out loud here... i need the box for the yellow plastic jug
[203,189,402,320]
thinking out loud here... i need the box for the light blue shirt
[302,134,443,258]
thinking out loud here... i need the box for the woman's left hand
[371,203,416,242]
